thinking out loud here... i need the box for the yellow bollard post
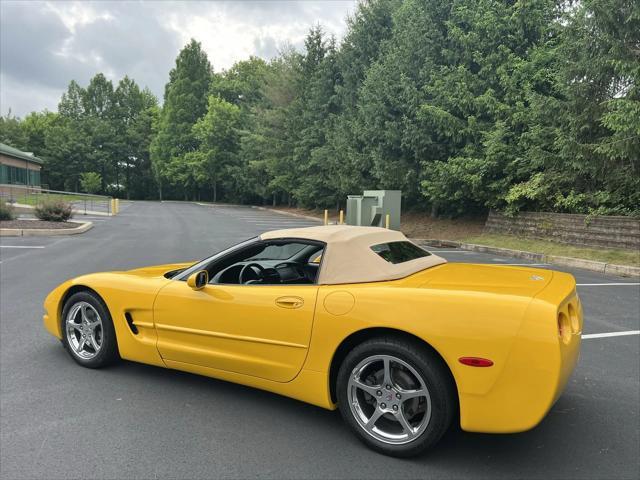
[110,198,116,216]
[115,198,120,214]
[339,210,344,225]
[324,209,329,225]
[385,214,390,229]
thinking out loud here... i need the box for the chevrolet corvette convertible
[44,225,582,456]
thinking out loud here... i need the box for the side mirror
[187,270,209,290]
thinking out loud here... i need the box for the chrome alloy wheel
[65,301,103,360]
[348,354,432,445]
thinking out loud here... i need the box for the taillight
[558,312,571,343]
[568,302,581,333]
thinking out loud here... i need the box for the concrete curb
[252,206,323,223]
[0,221,93,237]
[414,239,640,278]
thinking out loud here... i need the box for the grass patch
[13,193,90,206]
[463,234,640,267]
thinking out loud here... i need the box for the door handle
[275,296,304,309]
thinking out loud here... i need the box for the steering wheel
[239,263,266,284]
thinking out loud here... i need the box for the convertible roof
[260,225,446,284]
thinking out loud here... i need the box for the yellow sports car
[43,226,582,457]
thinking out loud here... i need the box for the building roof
[260,225,446,284]
[0,142,44,165]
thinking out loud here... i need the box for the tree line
[1,0,638,216]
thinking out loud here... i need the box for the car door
[153,277,318,383]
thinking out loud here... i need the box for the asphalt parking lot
[1,201,638,479]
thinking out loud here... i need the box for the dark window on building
[0,165,39,185]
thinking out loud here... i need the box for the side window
[208,241,324,285]
[371,241,430,264]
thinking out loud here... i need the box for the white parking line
[0,245,45,249]
[582,330,640,339]
[577,283,639,286]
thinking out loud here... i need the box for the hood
[125,262,193,278]
[419,263,553,297]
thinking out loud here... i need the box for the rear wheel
[336,337,455,457]
[61,291,119,368]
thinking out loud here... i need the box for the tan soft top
[260,225,446,284]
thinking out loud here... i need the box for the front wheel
[336,337,455,457]
[61,291,119,368]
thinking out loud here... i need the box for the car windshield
[245,243,308,261]
[174,237,258,281]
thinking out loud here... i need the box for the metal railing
[0,184,113,215]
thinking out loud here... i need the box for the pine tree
[151,39,212,199]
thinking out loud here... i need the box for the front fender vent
[124,312,139,334]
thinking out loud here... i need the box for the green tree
[21,111,58,155]
[58,80,85,120]
[0,111,28,149]
[327,0,401,202]
[191,96,242,201]
[2,0,637,216]
[151,39,212,199]
[49,80,93,191]
[293,33,343,208]
[80,172,102,193]
[209,57,269,110]
[553,0,640,214]
[126,93,160,199]
[113,78,159,198]
[44,115,88,191]
[241,50,302,205]
[82,74,117,192]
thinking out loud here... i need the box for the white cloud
[0,0,356,116]
[162,9,314,70]
[44,1,114,35]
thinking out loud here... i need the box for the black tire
[60,291,119,368]
[336,336,456,457]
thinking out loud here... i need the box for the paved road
[1,201,638,479]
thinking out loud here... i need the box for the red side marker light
[459,357,494,367]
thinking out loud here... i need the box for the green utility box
[346,190,401,230]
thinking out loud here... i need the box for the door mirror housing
[187,270,209,290]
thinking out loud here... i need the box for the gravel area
[0,219,79,229]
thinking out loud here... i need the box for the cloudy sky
[0,0,356,117]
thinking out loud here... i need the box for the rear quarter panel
[305,281,532,395]
[304,264,580,433]
[458,271,582,432]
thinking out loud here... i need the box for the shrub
[35,200,74,222]
[0,200,15,221]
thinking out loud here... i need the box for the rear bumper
[460,272,582,433]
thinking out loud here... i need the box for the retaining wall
[484,211,640,250]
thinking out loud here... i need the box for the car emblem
[530,275,544,281]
